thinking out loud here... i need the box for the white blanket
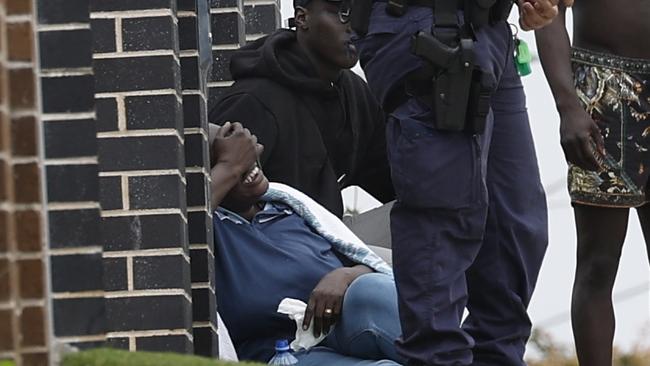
[262,182,392,276]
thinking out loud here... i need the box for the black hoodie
[209,29,394,217]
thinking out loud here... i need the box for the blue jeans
[293,273,405,366]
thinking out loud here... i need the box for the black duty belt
[351,0,463,37]
[351,0,513,37]
[380,0,465,17]
[376,0,463,6]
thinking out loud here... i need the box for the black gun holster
[408,0,492,133]
[410,31,490,133]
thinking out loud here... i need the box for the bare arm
[535,6,577,110]
[535,6,604,171]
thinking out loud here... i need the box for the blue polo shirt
[213,202,346,362]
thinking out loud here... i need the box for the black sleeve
[208,93,278,167]
[352,107,395,203]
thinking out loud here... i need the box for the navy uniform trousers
[355,4,548,366]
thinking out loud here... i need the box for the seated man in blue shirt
[210,122,403,365]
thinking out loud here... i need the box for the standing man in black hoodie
[209,0,394,218]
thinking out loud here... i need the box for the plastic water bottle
[268,339,298,365]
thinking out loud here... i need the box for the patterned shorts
[569,48,650,208]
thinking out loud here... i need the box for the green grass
[62,348,264,366]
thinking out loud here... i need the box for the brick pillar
[178,0,218,357]
[35,0,106,353]
[0,0,50,364]
[208,0,246,110]
[0,13,8,360]
[90,0,194,353]
[244,0,281,41]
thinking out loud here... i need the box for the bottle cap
[275,339,290,352]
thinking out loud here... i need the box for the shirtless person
[536,2,650,365]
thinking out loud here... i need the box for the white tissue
[277,298,329,351]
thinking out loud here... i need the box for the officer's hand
[559,107,605,172]
[210,121,262,176]
[518,0,560,31]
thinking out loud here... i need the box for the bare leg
[635,203,650,264]
[572,204,629,366]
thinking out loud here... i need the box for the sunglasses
[337,1,351,24]
[289,0,352,27]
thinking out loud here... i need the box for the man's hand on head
[210,122,263,178]
[518,0,571,31]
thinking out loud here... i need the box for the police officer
[353,0,571,365]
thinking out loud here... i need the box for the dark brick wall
[89,0,193,352]
[36,0,106,351]
[208,0,246,109]
[178,0,218,357]
[207,0,280,109]
[244,1,281,40]
[1,0,281,361]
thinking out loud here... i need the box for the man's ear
[294,6,309,30]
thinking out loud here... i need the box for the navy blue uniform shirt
[214,202,345,362]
